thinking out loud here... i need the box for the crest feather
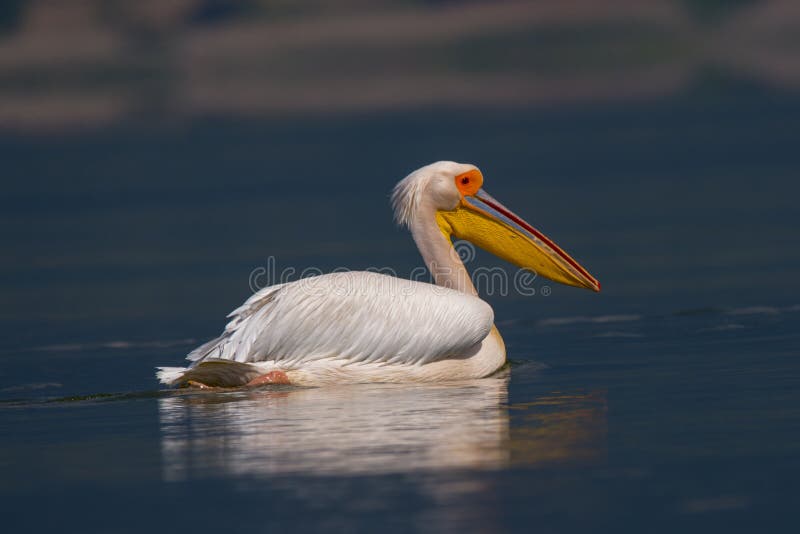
[392,161,463,227]
[391,167,433,227]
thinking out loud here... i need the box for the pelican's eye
[455,169,483,197]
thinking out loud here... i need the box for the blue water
[1,83,799,532]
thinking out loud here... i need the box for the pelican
[157,161,599,387]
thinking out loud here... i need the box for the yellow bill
[436,189,600,292]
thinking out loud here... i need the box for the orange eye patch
[455,169,483,197]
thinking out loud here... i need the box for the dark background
[1,2,799,532]
[2,0,798,349]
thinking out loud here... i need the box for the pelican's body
[157,161,598,387]
[158,272,505,386]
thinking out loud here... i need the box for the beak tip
[584,280,601,292]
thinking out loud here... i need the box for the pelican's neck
[409,208,478,297]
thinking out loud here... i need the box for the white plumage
[158,271,496,386]
[197,271,491,366]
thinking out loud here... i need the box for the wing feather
[187,272,493,369]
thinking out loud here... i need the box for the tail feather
[156,360,263,388]
[156,366,189,385]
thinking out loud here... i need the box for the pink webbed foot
[246,370,291,387]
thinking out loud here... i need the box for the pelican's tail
[156,366,188,385]
[156,359,264,388]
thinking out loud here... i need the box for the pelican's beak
[437,189,600,292]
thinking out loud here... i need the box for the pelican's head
[392,161,600,292]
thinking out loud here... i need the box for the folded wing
[186,271,494,369]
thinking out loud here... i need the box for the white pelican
[157,161,599,387]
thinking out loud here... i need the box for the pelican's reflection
[158,376,607,481]
[159,377,511,480]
